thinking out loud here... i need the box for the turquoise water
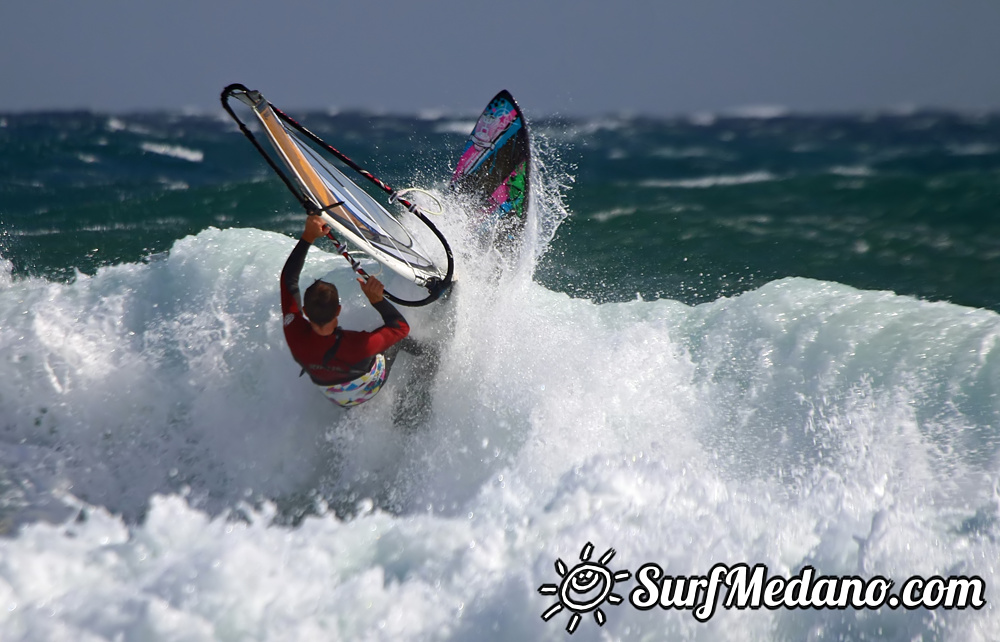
[4,111,1000,307]
[0,108,998,640]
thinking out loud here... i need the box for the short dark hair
[303,280,340,325]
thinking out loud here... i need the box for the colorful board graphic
[451,90,531,251]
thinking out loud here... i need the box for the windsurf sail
[221,84,453,306]
[451,90,531,250]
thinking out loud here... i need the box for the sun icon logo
[538,542,631,634]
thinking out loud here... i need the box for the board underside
[451,90,531,251]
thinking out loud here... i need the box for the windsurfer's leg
[391,340,441,430]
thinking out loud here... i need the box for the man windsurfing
[280,215,411,408]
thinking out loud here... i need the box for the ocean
[1,105,999,640]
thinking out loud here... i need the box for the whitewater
[1,125,999,642]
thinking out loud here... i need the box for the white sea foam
[140,143,204,163]
[0,215,998,640]
[592,206,637,222]
[571,119,627,136]
[434,121,477,135]
[688,112,717,127]
[157,176,190,190]
[106,117,156,136]
[0,258,13,287]
[724,105,790,119]
[829,165,875,177]
[418,108,448,121]
[639,171,779,189]
[948,143,998,156]
[649,146,715,159]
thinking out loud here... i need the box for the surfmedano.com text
[629,563,986,621]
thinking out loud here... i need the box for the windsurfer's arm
[301,215,329,244]
[359,276,409,339]
[280,216,330,313]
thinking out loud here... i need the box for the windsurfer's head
[304,280,340,327]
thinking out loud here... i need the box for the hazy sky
[2,0,998,116]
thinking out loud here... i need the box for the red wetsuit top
[280,239,409,386]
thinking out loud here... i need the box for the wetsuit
[280,239,409,406]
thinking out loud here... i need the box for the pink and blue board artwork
[451,90,531,252]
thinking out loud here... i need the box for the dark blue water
[3,109,999,308]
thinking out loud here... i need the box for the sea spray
[1,110,999,640]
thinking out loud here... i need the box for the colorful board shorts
[320,354,387,408]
